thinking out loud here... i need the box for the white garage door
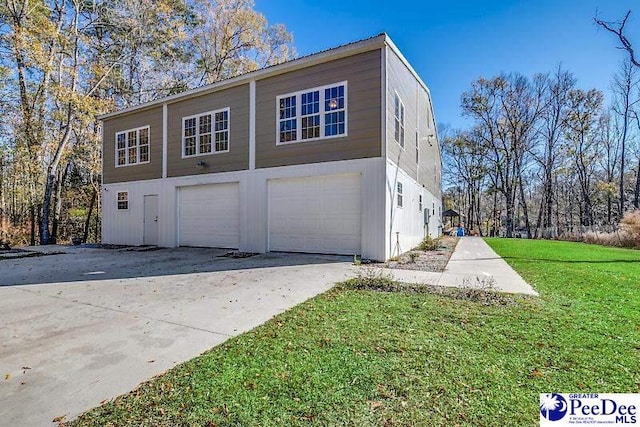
[178,183,240,248]
[268,174,362,255]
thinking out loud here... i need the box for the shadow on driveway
[0,245,352,287]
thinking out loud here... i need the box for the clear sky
[255,0,640,129]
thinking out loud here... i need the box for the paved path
[379,237,538,296]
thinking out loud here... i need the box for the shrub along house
[99,34,442,261]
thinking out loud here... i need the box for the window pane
[215,131,229,152]
[184,118,196,137]
[117,149,126,165]
[302,115,320,139]
[301,91,319,116]
[199,134,212,153]
[139,145,149,162]
[184,136,196,156]
[325,85,345,111]
[279,96,296,120]
[324,111,345,136]
[117,133,126,149]
[128,147,137,164]
[139,128,149,146]
[127,131,136,148]
[199,114,211,134]
[215,111,228,132]
[279,119,296,142]
[117,192,128,210]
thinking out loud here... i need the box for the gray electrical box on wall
[423,208,430,237]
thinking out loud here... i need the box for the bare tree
[461,74,545,237]
[611,59,639,217]
[564,89,604,226]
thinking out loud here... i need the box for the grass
[70,239,640,426]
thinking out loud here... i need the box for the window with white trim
[397,182,403,208]
[117,191,128,210]
[277,81,347,144]
[418,194,423,212]
[394,93,405,148]
[183,108,229,157]
[116,126,149,166]
[415,131,419,163]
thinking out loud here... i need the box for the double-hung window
[397,182,403,208]
[116,126,149,167]
[418,194,423,212]
[183,108,229,157]
[394,93,405,148]
[117,191,129,210]
[277,81,347,144]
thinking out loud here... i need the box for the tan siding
[417,88,442,198]
[386,47,418,181]
[255,49,382,169]
[386,48,441,199]
[167,84,249,177]
[103,107,163,184]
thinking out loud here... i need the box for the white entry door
[178,183,240,248]
[268,174,362,255]
[143,195,159,246]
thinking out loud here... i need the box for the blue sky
[256,0,640,129]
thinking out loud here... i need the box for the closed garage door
[178,183,240,248]
[268,174,362,255]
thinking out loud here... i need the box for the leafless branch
[595,10,640,68]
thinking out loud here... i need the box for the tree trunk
[30,204,36,246]
[634,158,640,209]
[51,167,66,244]
[518,177,532,238]
[83,188,97,243]
[505,187,515,238]
[40,172,55,245]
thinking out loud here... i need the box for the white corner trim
[162,103,168,178]
[381,45,387,160]
[249,80,256,170]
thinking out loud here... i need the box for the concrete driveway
[0,246,354,425]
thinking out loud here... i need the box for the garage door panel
[268,174,362,255]
[179,183,240,249]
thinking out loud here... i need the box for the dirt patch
[385,236,458,272]
[339,267,519,306]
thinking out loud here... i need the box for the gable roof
[98,33,430,120]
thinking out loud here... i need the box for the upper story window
[277,81,347,145]
[397,182,403,208]
[116,126,149,167]
[117,191,129,210]
[183,108,229,157]
[394,93,405,148]
[418,194,423,212]
[415,131,419,163]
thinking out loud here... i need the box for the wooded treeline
[0,0,294,246]
[442,12,640,239]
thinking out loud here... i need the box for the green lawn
[71,239,640,426]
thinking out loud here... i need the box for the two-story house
[99,34,442,261]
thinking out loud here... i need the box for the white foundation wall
[102,157,387,261]
[385,159,442,259]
